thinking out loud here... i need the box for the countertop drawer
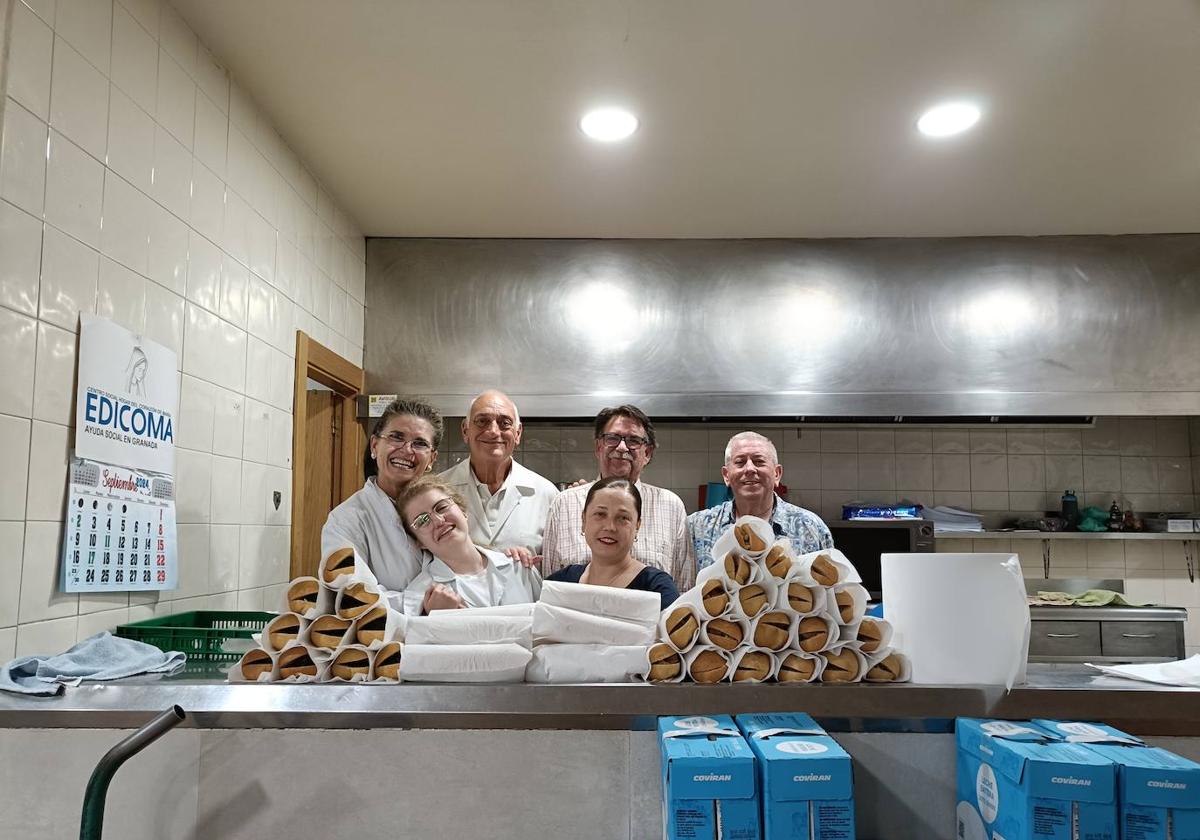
[1100,621,1182,660]
[1029,620,1101,658]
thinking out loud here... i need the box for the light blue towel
[0,631,186,696]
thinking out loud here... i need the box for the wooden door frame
[291,331,364,579]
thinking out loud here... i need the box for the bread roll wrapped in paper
[230,647,277,682]
[730,516,775,559]
[831,583,870,626]
[322,643,373,683]
[698,579,732,619]
[657,601,702,653]
[400,643,531,683]
[305,614,354,650]
[796,612,839,653]
[533,602,656,646]
[699,615,749,651]
[335,579,383,620]
[524,644,651,683]
[286,576,333,618]
[819,644,868,684]
[684,644,731,684]
[274,642,332,683]
[538,580,660,625]
[789,548,862,588]
[352,604,406,649]
[729,646,773,684]
[731,578,778,621]
[263,612,308,653]
[853,616,893,654]
[773,649,824,684]
[864,649,911,682]
[751,610,797,652]
[405,610,533,648]
[371,641,403,681]
[761,540,795,580]
[646,643,686,683]
[318,546,379,590]
[775,579,832,617]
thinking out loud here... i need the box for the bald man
[439,390,559,565]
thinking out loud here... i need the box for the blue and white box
[1033,720,1200,840]
[736,713,855,840]
[658,715,761,840]
[956,718,1117,840]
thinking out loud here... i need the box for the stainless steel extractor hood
[365,235,1200,418]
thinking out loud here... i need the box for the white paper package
[749,609,797,652]
[819,643,869,684]
[699,615,750,651]
[789,547,862,587]
[261,612,310,653]
[303,615,355,650]
[773,577,833,617]
[863,648,911,683]
[727,646,774,683]
[795,611,840,654]
[692,579,734,619]
[851,616,893,654]
[729,577,778,620]
[525,644,651,683]
[405,611,533,648]
[533,602,656,646]
[400,643,531,683]
[697,537,766,588]
[538,580,660,625]
[318,546,379,590]
[683,643,732,683]
[273,642,332,683]
[772,649,824,683]
[335,579,384,620]
[350,605,406,649]
[645,643,687,683]
[657,601,702,653]
[830,583,869,625]
[229,647,278,682]
[285,576,334,619]
[320,643,374,683]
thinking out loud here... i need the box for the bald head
[463,390,523,470]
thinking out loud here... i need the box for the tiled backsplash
[0,0,366,659]
[441,416,1199,524]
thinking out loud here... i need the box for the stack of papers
[1088,655,1200,688]
[921,505,984,534]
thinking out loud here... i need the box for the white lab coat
[320,478,424,603]
[439,458,559,554]
[402,547,543,615]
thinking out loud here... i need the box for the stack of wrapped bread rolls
[647,516,910,684]
[229,547,405,683]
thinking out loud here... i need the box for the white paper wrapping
[351,605,407,649]
[819,643,869,684]
[538,579,660,624]
[524,644,651,683]
[694,579,734,619]
[320,643,374,683]
[852,616,894,655]
[303,615,355,650]
[400,643,531,683]
[335,579,385,620]
[657,601,702,653]
[772,649,824,683]
[262,612,309,653]
[1087,655,1200,688]
[790,548,861,587]
[229,647,278,682]
[831,583,869,626]
[683,644,732,683]
[881,551,1029,688]
[273,642,332,683]
[405,611,533,648]
[285,576,334,619]
[749,610,797,652]
[699,615,750,651]
[724,516,776,560]
[795,612,839,654]
[533,603,656,645]
[727,646,774,683]
[698,537,765,588]
[370,642,403,681]
[760,538,797,580]
[645,643,687,683]
[318,546,379,591]
[730,578,778,621]
[864,648,912,683]
[774,578,832,617]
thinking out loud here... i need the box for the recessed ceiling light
[580,108,639,142]
[917,101,981,138]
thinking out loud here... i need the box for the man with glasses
[440,390,559,565]
[542,405,696,590]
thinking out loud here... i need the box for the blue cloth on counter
[0,632,185,696]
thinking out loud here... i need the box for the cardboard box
[736,713,855,840]
[658,715,761,840]
[955,718,1117,840]
[1033,720,1200,840]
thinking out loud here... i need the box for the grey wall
[365,235,1200,418]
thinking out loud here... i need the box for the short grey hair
[724,432,778,464]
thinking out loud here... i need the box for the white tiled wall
[0,0,366,659]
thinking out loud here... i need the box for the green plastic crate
[115,611,274,662]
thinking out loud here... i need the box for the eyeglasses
[378,432,433,453]
[599,433,649,450]
[471,414,516,431]
[410,498,456,530]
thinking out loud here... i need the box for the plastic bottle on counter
[1108,500,1123,531]
[1060,489,1079,530]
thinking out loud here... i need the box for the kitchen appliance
[827,520,935,600]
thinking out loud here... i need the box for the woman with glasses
[546,476,680,609]
[320,398,443,597]
[397,477,542,614]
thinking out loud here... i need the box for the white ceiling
[171,0,1200,239]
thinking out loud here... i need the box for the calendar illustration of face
[62,457,177,593]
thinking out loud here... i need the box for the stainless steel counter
[2,665,1197,734]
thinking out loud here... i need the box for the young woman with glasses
[320,398,443,598]
[396,477,542,614]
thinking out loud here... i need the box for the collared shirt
[439,457,559,554]
[541,480,696,591]
[402,547,543,615]
[688,497,833,571]
[320,478,424,607]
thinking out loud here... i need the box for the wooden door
[300,391,339,578]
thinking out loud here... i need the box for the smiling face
[401,488,471,555]
[594,415,654,482]
[582,486,641,564]
[463,391,522,466]
[722,436,783,510]
[370,414,438,497]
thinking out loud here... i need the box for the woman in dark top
[546,476,680,609]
